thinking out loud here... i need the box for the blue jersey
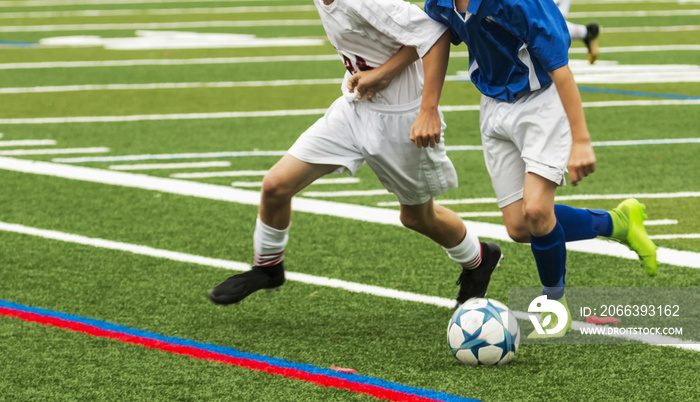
[424,0,570,101]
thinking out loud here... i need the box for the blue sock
[554,204,613,241]
[531,222,567,300]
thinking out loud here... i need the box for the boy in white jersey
[208,0,502,307]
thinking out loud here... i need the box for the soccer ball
[447,298,520,366]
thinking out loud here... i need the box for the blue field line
[0,40,38,48]
[578,86,700,100]
[0,299,480,402]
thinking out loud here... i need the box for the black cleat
[583,22,600,64]
[208,263,285,305]
[454,242,503,309]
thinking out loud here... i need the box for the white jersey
[314,0,447,106]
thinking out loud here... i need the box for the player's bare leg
[400,200,502,307]
[521,173,558,237]
[501,173,571,336]
[208,155,340,305]
[259,154,339,230]
[399,199,466,248]
[501,200,530,243]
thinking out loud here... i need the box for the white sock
[567,21,588,40]
[443,224,482,269]
[253,216,290,267]
[556,0,573,17]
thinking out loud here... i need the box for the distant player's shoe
[609,199,658,276]
[208,263,285,305]
[528,295,572,339]
[583,22,600,64]
[454,242,503,308]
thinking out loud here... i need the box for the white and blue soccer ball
[447,298,520,366]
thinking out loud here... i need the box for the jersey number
[342,54,374,75]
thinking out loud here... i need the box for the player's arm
[347,45,419,100]
[410,31,451,148]
[549,64,596,186]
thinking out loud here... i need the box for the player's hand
[568,141,596,186]
[347,69,391,101]
[410,108,442,148]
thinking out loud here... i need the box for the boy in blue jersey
[413,0,657,336]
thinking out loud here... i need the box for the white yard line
[645,219,679,226]
[0,156,698,270]
[0,147,109,156]
[0,110,329,125]
[569,45,700,54]
[49,137,700,164]
[302,189,391,197]
[0,0,290,6]
[2,45,698,70]
[4,5,698,19]
[0,55,341,70]
[456,213,680,224]
[0,139,56,147]
[568,9,700,17]
[650,234,700,239]
[233,177,359,188]
[457,212,503,218]
[603,25,700,33]
[0,220,696,351]
[0,6,317,19]
[0,55,342,70]
[171,170,268,179]
[0,20,322,33]
[448,138,700,152]
[109,161,230,171]
[2,100,698,126]
[3,62,700,94]
[55,150,287,163]
[590,138,700,146]
[573,0,700,4]
[2,10,699,31]
[0,79,344,94]
[580,99,700,108]
[380,192,700,207]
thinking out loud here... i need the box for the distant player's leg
[400,201,502,308]
[208,155,340,305]
[581,22,600,64]
[564,21,600,64]
[556,0,600,63]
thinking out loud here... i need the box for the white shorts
[288,96,457,206]
[480,83,571,208]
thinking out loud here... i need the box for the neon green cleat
[609,199,658,276]
[527,295,572,339]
